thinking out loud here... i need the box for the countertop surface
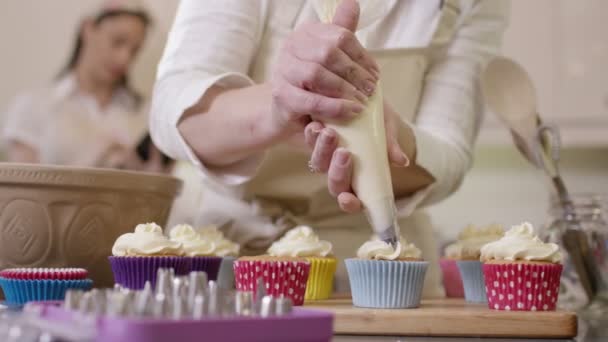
[331,317,607,342]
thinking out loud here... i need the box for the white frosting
[480,222,562,263]
[444,224,504,259]
[112,223,184,256]
[267,226,333,257]
[197,225,240,257]
[357,236,422,260]
[169,224,215,256]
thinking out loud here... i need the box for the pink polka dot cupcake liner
[482,262,563,311]
[233,260,311,306]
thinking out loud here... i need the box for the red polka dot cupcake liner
[0,268,89,281]
[482,262,563,311]
[233,259,310,306]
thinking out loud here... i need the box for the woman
[3,0,168,172]
[150,0,509,296]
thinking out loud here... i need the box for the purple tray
[35,302,333,342]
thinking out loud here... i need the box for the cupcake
[345,236,428,309]
[480,222,562,311]
[266,226,336,300]
[197,225,240,288]
[109,223,188,289]
[443,224,504,302]
[168,224,224,279]
[233,231,313,306]
[0,268,92,306]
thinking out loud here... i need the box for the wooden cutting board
[306,298,577,338]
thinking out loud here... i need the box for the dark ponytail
[58,9,151,108]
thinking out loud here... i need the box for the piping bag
[314,0,399,247]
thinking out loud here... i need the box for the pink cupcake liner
[439,259,464,298]
[0,268,88,281]
[483,262,563,311]
[233,260,310,306]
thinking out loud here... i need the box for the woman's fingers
[287,26,378,96]
[279,53,367,103]
[337,192,362,213]
[309,128,338,173]
[304,121,325,148]
[327,147,352,196]
[307,23,379,79]
[272,80,364,121]
[388,134,410,168]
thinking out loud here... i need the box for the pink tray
[35,302,333,342]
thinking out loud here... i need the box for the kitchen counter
[332,317,608,342]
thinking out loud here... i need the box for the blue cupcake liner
[457,260,487,303]
[183,256,223,280]
[217,256,236,289]
[0,278,92,306]
[345,259,428,309]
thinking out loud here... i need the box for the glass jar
[543,193,608,313]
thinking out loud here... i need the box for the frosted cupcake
[444,224,504,302]
[233,228,314,306]
[109,223,187,289]
[345,236,428,309]
[266,226,336,300]
[480,222,562,311]
[197,225,240,286]
[169,224,224,279]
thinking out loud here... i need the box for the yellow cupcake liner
[304,257,337,300]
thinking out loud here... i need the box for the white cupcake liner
[345,259,428,309]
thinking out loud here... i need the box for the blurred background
[0,0,606,241]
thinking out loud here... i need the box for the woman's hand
[304,100,411,213]
[269,0,379,138]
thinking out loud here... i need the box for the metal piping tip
[377,225,399,248]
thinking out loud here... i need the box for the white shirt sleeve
[396,0,510,215]
[2,92,43,151]
[149,0,264,186]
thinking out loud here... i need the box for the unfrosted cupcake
[169,224,223,279]
[267,226,336,300]
[345,236,427,309]
[443,224,504,302]
[109,223,187,289]
[197,225,240,287]
[480,222,562,311]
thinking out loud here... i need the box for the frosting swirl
[198,225,240,257]
[169,224,215,256]
[267,226,332,257]
[444,224,504,259]
[112,223,184,256]
[480,222,561,263]
[357,236,422,260]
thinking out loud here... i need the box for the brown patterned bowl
[0,163,182,288]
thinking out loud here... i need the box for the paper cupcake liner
[108,256,189,290]
[0,268,88,281]
[217,256,236,289]
[439,259,464,298]
[304,257,337,301]
[345,259,428,309]
[233,259,310,306]
[483,263,563,311]
[0,278,93,306]
[457,261,487,303]
[182,256,223,280]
